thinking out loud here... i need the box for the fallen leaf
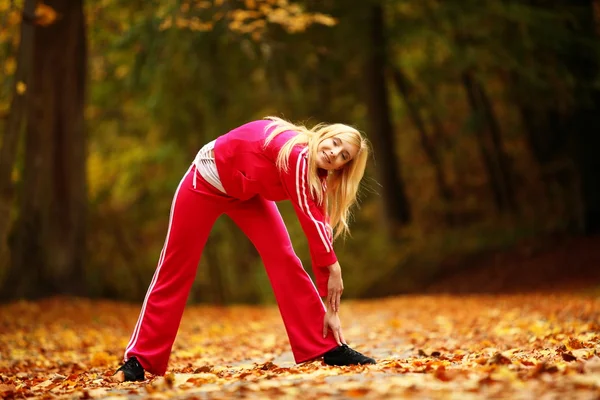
[489,352,512,365]
[345,387,370,397]
[561,352,577,362]
[2,294,600,399]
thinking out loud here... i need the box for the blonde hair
[263,116,369,239]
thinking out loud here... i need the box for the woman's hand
[323,309,346,346]
[326,262,343,312]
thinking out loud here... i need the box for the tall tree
[364,1,411,234]
[2,0,88,299]
[498,0,576,223]
[462,69,517,213]
[390,65,453,203]
[0,0,37,274]
[511,0,600,233]
[563,0,600,234]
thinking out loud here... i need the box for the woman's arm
[280,147,337,297]
[326,261,343,312]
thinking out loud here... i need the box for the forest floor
[1,236,600,399]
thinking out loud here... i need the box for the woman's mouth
[323,151,331,164]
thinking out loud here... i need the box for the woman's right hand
[323,309,346,346]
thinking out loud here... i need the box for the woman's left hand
[326,262,344,312]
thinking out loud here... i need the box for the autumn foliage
[1,1,600,396]
[1,293,599,399]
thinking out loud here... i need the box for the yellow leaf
[195,1,211,9]
[186,373,218,385]
[90,351,115,367]
[8,10,21,26]
[266,8,288,24]
[230,9,249,22]
[251,30,261,41]
[189,18,213,31]
[4,57,16,75]
[287,3,301,15]
[16,81,26,94]
[490,365,519,382]
[175,17,189,28]
[258,4,272,14]
[115,65,129,79]
[35,3,59,27]
[312,13,337,27]
[228,20,241,31]
[159,17,172,31]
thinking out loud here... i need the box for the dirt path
[1,292,599,399]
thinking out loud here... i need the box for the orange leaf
[567,338,584,350]
[35,3,59,27]
[489,352,512,365]
[345,387,370,397]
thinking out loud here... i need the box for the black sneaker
[114,356,145,382]
[323,344,376,366]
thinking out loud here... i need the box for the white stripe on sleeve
[295,148,332,253]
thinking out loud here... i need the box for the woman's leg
[124,166,230,375]
[226,197,339,363]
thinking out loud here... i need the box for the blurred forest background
[1,0,599,304]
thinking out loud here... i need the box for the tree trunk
[0,0,37,275]
[564,0,600,234]
[364,3,411,234]
[3,0,87,299]
[571,94,600,234]
[474,73,518,213]
[505,69,575,227]
[519,103,566,165]
[390,65,453,202]
[462,70,517,214]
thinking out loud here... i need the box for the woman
[114,117,375,382]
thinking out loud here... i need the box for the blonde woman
[114,117,375,382]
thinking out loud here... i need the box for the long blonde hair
[263,116,369,239]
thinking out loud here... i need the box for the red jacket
[214,120,336,296]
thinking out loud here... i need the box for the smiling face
[316,136,360,171]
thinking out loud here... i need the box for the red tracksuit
[124,120,339,375]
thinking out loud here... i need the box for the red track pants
[124,165,338,375]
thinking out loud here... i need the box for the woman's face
[316,136,359,171]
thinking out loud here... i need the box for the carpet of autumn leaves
[1,290,600,399]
